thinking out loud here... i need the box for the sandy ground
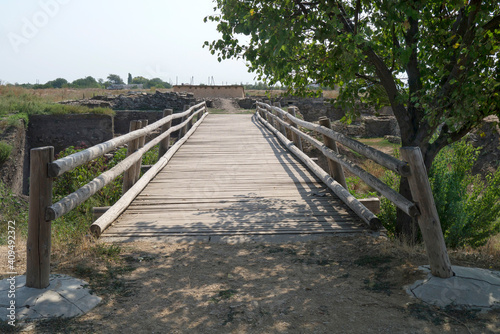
[2,235,499,333]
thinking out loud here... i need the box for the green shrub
[430,139,500,248]
[372,139,500,248]
[0,141,12,164]
[378,170,400,237]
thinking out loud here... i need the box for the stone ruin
[237,96,401,138]
[60,90,197,111]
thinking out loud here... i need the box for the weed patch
[0,141,12,165]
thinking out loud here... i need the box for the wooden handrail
[262,109,420,218]
[257,102,411,176]
[48,102,206,178]
[255,112,381,229]
[256,102,452,279]
[46,106,206,221]
[90,111,210,236]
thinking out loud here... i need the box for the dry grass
[322,89,340,99]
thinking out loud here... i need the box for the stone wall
[114,110,164,134]
[28,114,114,154]
[237,96,369,122]
[174,85,245,98]
[236,96,399,138]
[60,91,197,111]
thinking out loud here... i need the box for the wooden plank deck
[102,114,366,238]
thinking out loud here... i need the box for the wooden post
[122,120,140,194]
[134,119,148,183]
[288,107,303,151]
[272,102,285,134]
[179,105,190,138]
[319,117,348,189]
[284,107,295,141]
[158,109,173,160]
[187,102,195,130]
[400,147,453,278]
[26,146,54,289]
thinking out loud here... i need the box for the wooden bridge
[25,101,454,289]
[103,113,365,239]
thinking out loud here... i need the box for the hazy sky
[0,0,256,85]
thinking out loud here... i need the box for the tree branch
[333,1,414,141]
[355,73,380,85]
[354,0,361,35]
[422,124,472,169]
[483,14,500,33]
[405,11,423,125]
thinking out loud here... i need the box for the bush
[378,170,399,236]
[376,138,500,248]
[430,139,500,248]
[0,141,12,164]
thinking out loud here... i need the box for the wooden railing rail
[259,107,419,218]
[256,102,453,279]
[26,102,208,288]
[90,110,209,237]
[46,106,206,221]
[48,102,206,178]
[258,102,411,176]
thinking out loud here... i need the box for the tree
[128,73,133,85]
[45,78,68,88]
[206,0,500,241]
[71,76,100,88]
[107,74,124,85]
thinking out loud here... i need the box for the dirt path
[4,236,498,333]
[212,98,247,113]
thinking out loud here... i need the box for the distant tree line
[10,74,172,89]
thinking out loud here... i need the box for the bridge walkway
[102,114,366,239]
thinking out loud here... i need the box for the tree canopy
[107,74,125,85]
[206,0,499,167]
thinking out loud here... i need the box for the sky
[0,0,256,86]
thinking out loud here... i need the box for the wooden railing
[26,102,209,288]
[256,102,453,279]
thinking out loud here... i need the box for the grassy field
[0,86,118,131]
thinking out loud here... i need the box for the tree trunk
[395,177,420,244]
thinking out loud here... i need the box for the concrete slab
[407,265,500,311]
[0,274,101,321]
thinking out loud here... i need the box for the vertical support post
[179,105,190,138]
[284,107,294,141]
[26,146,54,289]
[400,147,453,278]
[319,117,348,189]
[288,107,303,151]
[272,102,286,135]
[158,109,173,160]
[122,120,140,195]
[187,102,195,130]
[134,119,148,182]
